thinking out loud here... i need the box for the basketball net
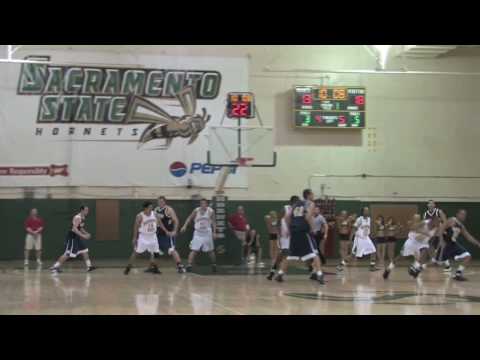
[235,157,254,167]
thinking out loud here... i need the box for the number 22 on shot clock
[226,92,256,119]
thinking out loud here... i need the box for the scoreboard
[226,92,255,119]
[294,86,366,129]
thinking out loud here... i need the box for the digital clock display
[294,86,366,129]
[227,92,255,119]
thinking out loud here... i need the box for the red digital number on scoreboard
[232,103,249,117]
[302,94,313,105]
[355,95,365,106]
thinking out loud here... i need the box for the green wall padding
[2,199,480,262]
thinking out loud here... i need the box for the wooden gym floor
[1,259,480,315]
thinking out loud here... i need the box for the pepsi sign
[170,162,236,178]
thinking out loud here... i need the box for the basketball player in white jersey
[124,201,161,275]
[383,214,438,280]
[266,196,299,280]
[181,198,217,273]
[350,207,378,272]
[50,205,96,274]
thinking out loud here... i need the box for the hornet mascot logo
[125,86,211,149]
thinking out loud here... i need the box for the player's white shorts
[136,233,160,254]
[401,234,429,257]
[352,235,376,257]
[190,230,214,252]
[25,234,42,250]
[278,236,290,250]
[278,218,290,250]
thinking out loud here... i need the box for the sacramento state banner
[0,50,248,188]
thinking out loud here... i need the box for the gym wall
[2,46,480,203]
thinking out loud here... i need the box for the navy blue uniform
[154,206,176,255]
[441,218,471,261]
[64,216,88,258]
[287,200,318,262]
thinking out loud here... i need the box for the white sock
[457,265,465,273]
[388,262,395,270]
[341,260,346,266]
[421,264,427,270]
[54,262,60,268]
[445,260,450,267]
[317,271,323,276]
[85,259,92,268]
[278,270,284,275]
[413,261,421,269]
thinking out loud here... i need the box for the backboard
[206,125,276,167]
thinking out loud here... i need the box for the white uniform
[352,216,376,257]
[190,207,214,252]
[136,211,160,254]
[402,221,435,257]
[279,205,292,250]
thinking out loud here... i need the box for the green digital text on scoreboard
[294,86,366,129]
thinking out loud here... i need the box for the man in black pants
[312,205,328,265]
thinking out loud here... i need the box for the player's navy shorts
[441,241,470,262]
[287,231,318,262]
[157,235,176,255]
[64,231,88,258]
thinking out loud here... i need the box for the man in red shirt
[24,208,45,266]
[228,206,250,263]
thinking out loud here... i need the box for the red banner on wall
[0,164,69,177]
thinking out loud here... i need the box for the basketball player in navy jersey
[50,205,96,274]
[148,196,186,273]
[275,189,324,284]
[438,209,480,281]
[423,200,447,266]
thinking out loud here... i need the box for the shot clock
[226,92,255,119]
[294,86,366,129]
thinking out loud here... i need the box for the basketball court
[2,45,480,316]
[1,260,480,315]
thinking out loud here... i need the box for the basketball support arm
[214,167,232,194]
